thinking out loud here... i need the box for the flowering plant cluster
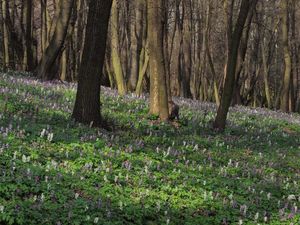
[0,72,299,224]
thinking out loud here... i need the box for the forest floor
[0,71,299,225]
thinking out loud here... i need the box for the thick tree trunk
[148,0,169,121]
[35,0,74,80]
[72,0,113,127]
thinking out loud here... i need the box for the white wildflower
[0,205,4,213]
[47,133,53,142]
[119,201,123,210]
[166,218,170,225]
[288,195,296,201]
[104,175,108,182]
[13,151,17,160]
[228,159,232,166]
[22,154,27,163]
[94,217,99,223]
[41,193,45,202]
[156,202,161,212]
[40,129,46,138]
[254,212,259,220]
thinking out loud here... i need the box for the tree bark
[22,0,34,71]
[280,0,292,112]
[128,0,144,91]
[1,0,9,69]
[148,0,169,120]
[111,0,126,95]
[72,0,113,127]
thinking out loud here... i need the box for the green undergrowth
[0,72,299,224]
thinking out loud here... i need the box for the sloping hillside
[0,72,299,224]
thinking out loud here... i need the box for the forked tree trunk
[214,0,258,131]
[72,0,113,127]
[35,0,74,80]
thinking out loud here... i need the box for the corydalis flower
[40,129,46,138]
[47,133,54,142]
[287,194,296,201]
[254,212,259,220]
[22,154,30,163]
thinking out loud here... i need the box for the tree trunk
[214,0,258,131]
[280,0,292,112]
[148,0,169,121]
[181,0,192,98]
[40,0,48,55]
[128,0,144,91]
[22,0,34,71]
[35,0,74,80]
[72,0,113,127]
[1,0,9,69]
[261,40,272,108]
[111,0,126,95]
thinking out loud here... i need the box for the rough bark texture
[72,0,113,127]
[148,0,169,120]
